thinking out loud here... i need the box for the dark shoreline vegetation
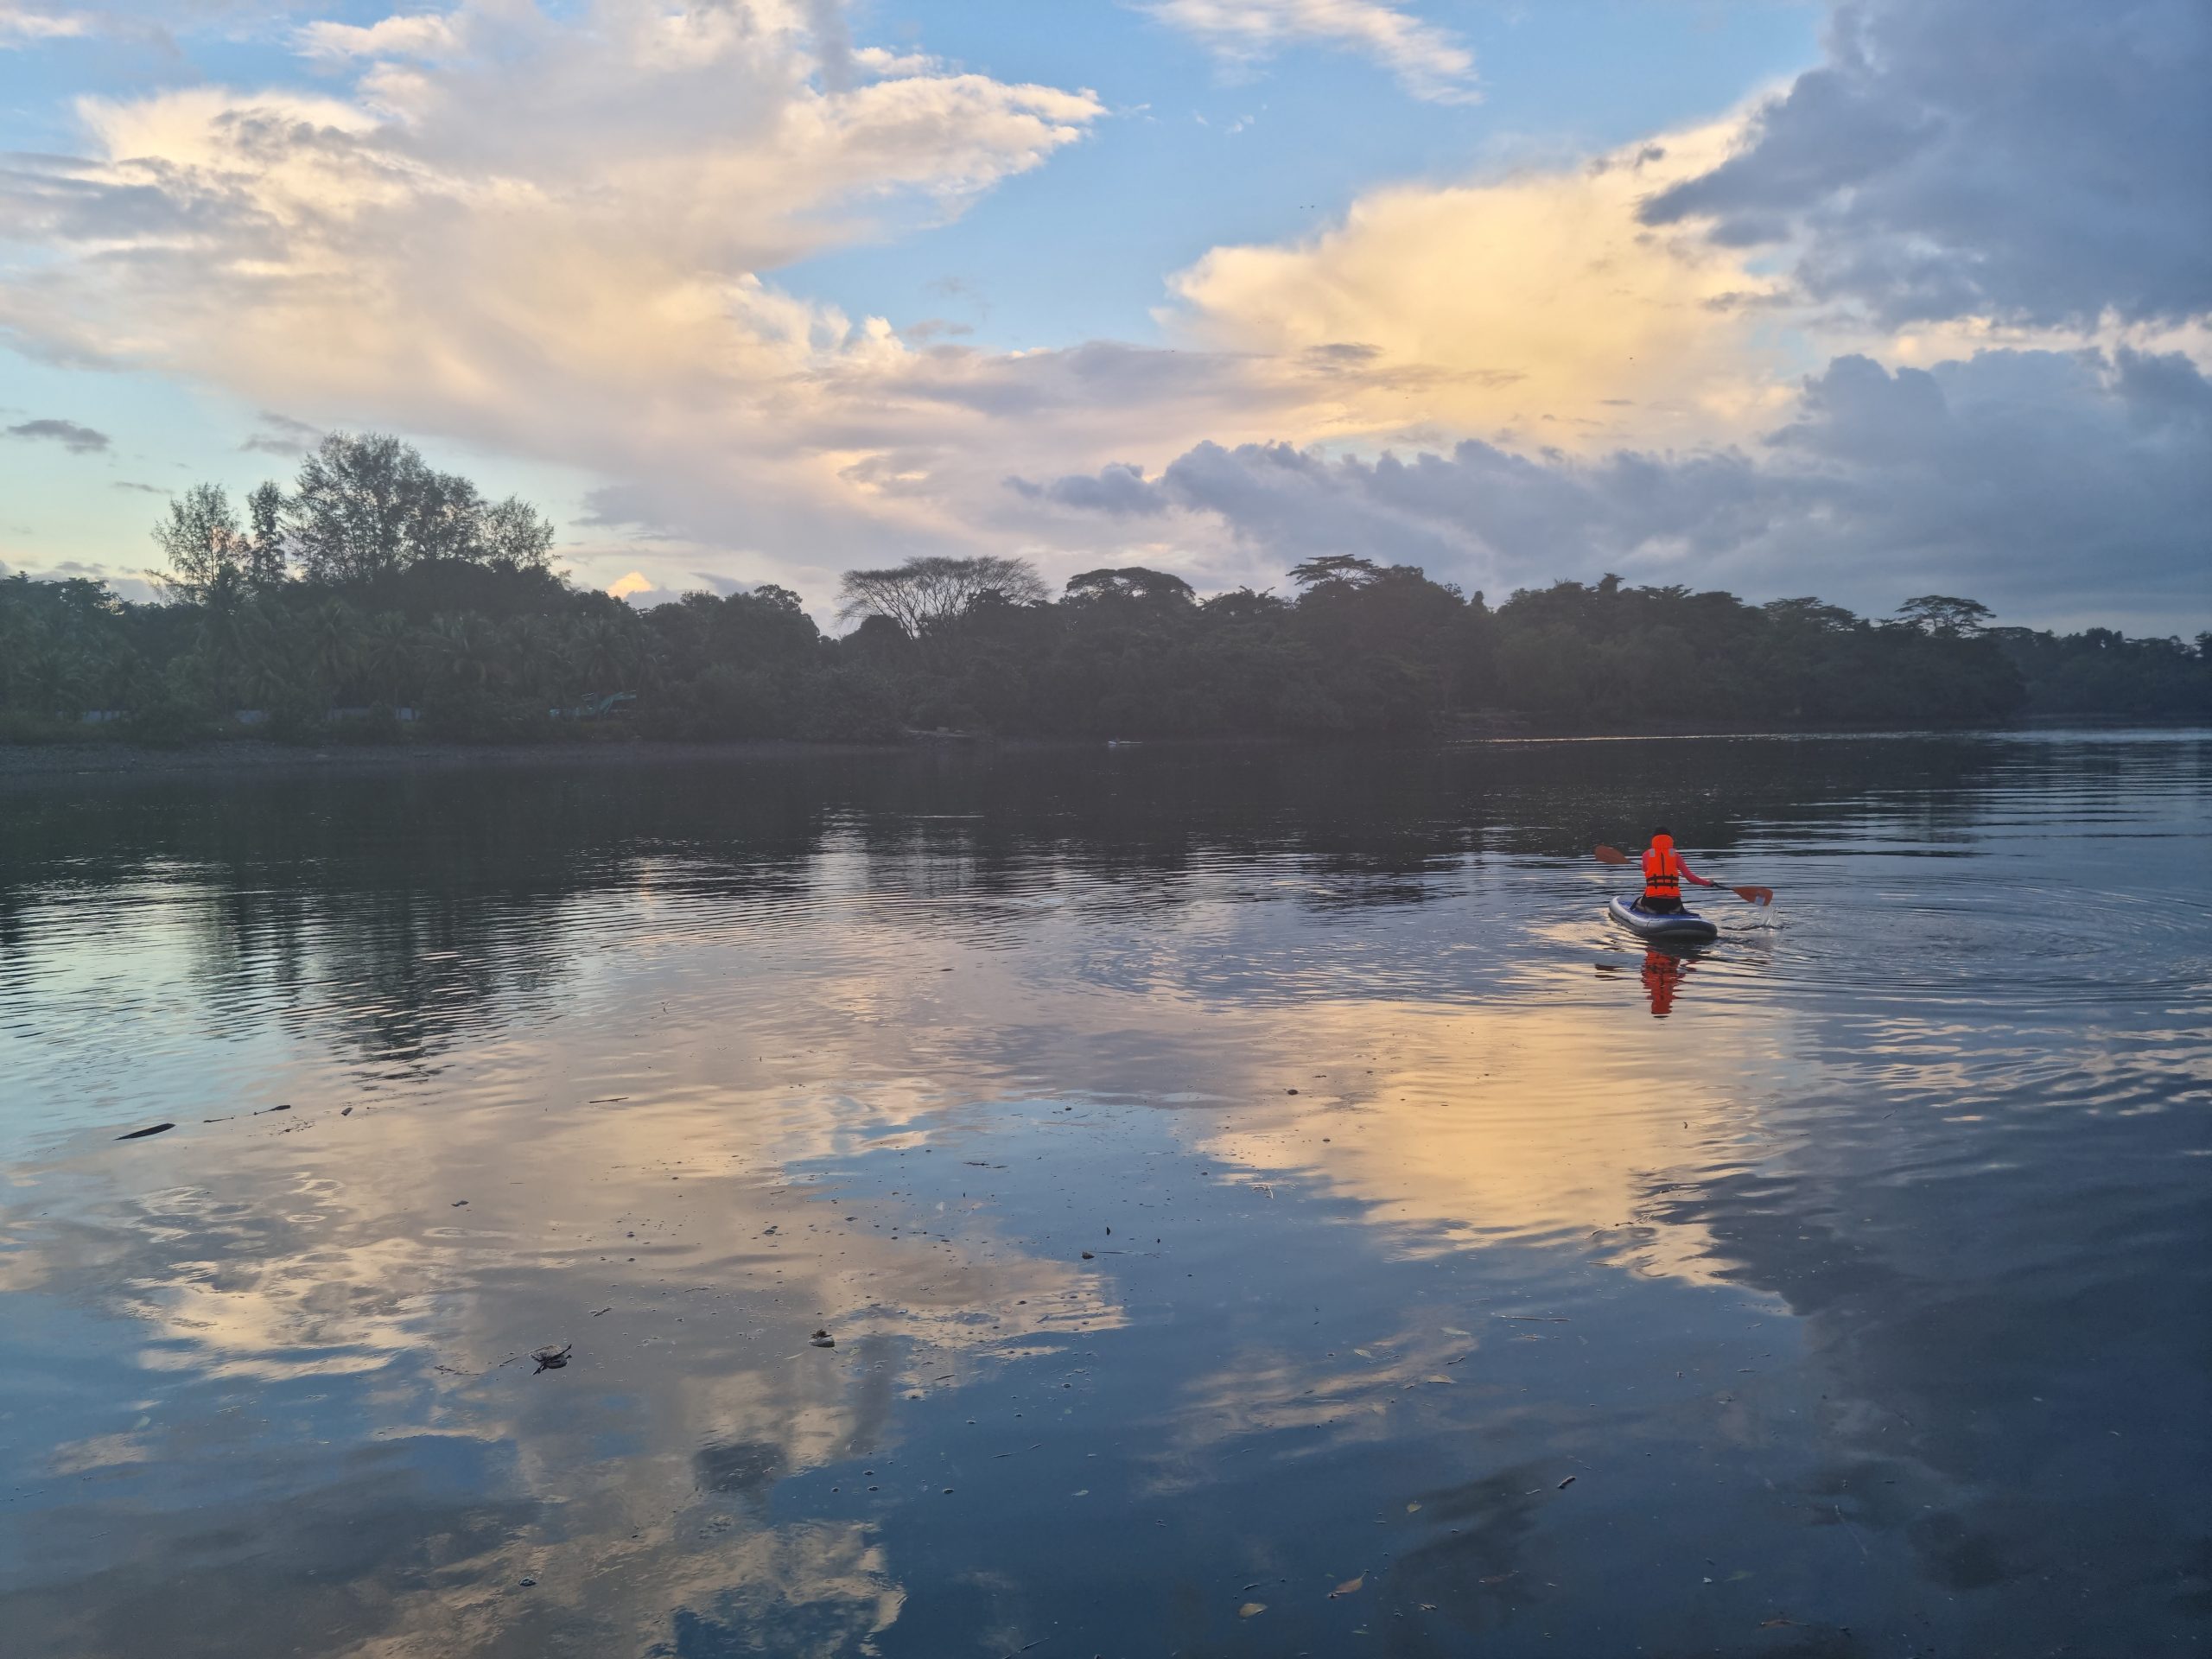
[5,433,2208,749]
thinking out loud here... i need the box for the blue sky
[1,1,2204,631]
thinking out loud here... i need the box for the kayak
[1606,895,1719,943]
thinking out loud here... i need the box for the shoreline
[3,718,2202,785]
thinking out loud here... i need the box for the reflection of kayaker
[1594,832,1773,944]
[1592,941,1700,1016]
[1641,948,1688,1017]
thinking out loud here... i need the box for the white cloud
[1146,0,1476,102]
[0,0,1108,584]
[0,4,88,43]
[296,12,468,61]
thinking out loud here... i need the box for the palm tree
[568,614,638,692]
[303,600,365,701]
[428,612,503,689]
[359,612,416,707]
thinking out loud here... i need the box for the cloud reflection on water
[0,735,2205,1656]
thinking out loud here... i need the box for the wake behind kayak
[1606,895,1719,944]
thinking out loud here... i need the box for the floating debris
[116,1123,174,1141]
[810,1329,836,1348]
[531,1344,572,1372]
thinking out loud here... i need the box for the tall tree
[289,433,422,583]
[837,556,1047,637]
[1893,595,1995,638]
[244,481,289,588]
[151,484,245,597]
[480,495,558,570]
[1287,555,1380,590]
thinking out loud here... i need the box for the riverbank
[4,716,2200,784]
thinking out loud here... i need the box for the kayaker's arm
[1677,859,1717,888]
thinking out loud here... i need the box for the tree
[481,496,558,570]
[836,555,1047,637]
[359,611,416,706]
[302,600,365,697]
[401,467,487,564]
[290,433,420,583]
[152,484,246,597]
[1764,596,1859,633]
[1064,567,1195,606]
[1893,595,1994,638]
[245,481,289,588]
[1287,555,1380,590]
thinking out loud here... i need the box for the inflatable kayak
[1607,895,1719,943]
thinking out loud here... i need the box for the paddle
[1594,844,1773,907]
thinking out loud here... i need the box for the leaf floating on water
[1405,1502,1422,1513]
[1238,1602,1266,1618]
[1426,1375,1453,1385]
[116,1123,174,1141]
[1558,1476,1577,1489]
[1330,1575,1364,1598]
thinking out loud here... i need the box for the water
[2,733,2206,1657]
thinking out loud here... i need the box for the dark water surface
[2,734,2207,1658]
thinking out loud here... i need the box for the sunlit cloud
[1161,121,1792,451]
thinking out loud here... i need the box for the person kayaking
[1631,828,1713,915]
[1592,836,1770,938]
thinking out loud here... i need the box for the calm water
[2,734,2207,1658]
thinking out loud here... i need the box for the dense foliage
[3,436,2206,745]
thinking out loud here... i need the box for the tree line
[3,434,2207,745]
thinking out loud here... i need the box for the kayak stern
[1606,894,1719,943]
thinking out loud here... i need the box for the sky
[0,0,2205,632]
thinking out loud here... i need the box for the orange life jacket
[1642,839,1681,899]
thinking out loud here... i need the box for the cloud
[1639,0,2212,330]
[0,5,87,44]
[1,2,2201,632]
[1007,461,1167,518]
[1146,0,1478,103]
[1160,123,1790,449]
[0,0,1107,569]
[1022,347,2212,630]
[5,417,111,453]
[240,410,325,457]
[295,11,467,61]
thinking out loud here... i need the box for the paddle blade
[1732,886,1774,906]
[1593,844,1629,865]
